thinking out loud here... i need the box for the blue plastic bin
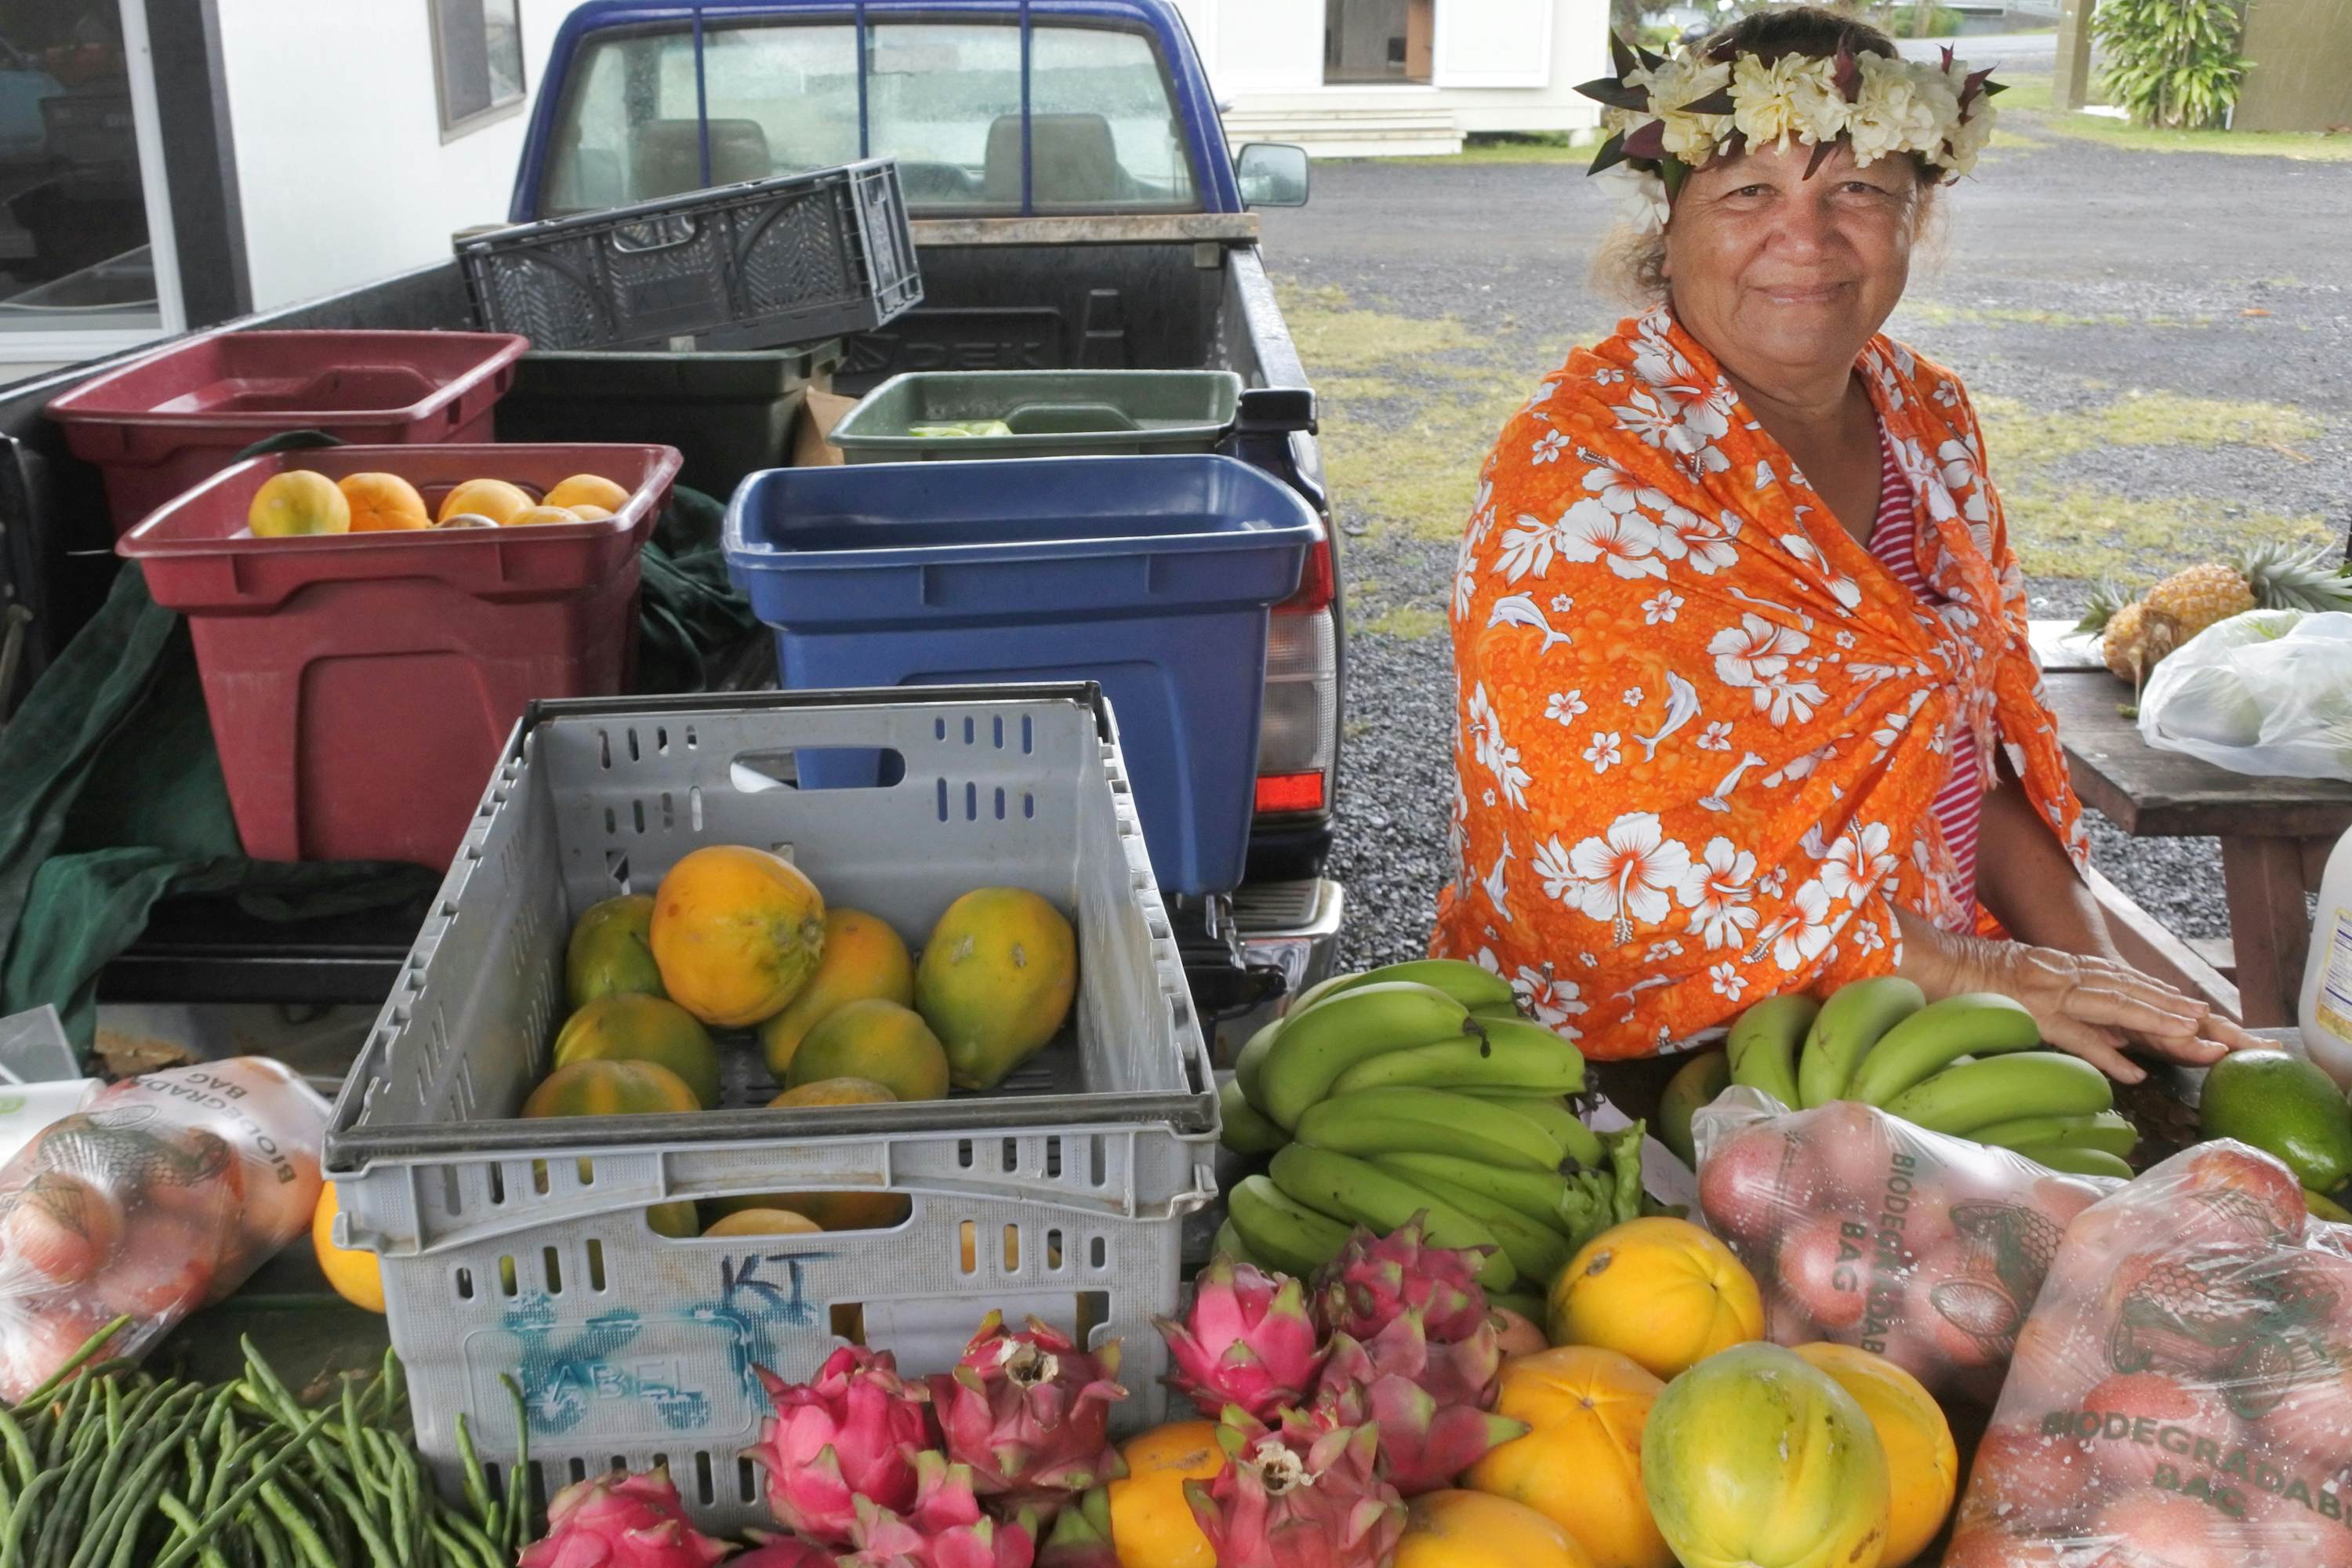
[724,454,1321,896]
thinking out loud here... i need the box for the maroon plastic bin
[117,442,682,868]
[49,329,530,536]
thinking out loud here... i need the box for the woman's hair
[1591,5,1940,305]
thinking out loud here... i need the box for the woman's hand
[1896,911,2263,1083]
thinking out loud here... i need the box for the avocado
[1657,1047,1733,1167]
[2201,1048,2352,1192]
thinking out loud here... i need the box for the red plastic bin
[117,442,682,869]
[49,329,530,536]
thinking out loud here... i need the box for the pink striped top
[1867,425,1982,928]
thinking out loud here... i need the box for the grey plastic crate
[831,370,1243,463]
[459,159,922,352]
[324,684,1214,1534]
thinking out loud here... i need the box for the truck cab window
[542,19,1197,218]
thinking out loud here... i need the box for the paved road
[1895,31,2060,65]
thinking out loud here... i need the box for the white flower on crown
[1940,98,1997,177]
[1847,52,1940,168]
[1628,53,1733,162]
[1729,53,1840,153]
[1604,164,1673,235]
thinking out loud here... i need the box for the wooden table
[2033,623,2352,1026]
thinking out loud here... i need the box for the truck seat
[982,113,1120,205]
[630,118,773,201]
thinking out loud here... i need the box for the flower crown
[1575,33,2002,234]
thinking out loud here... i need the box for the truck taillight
[1257,572,1338,815]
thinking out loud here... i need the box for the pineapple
[2078,543,2352,685]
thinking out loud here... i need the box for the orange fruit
[336,472,430,532]
[436,477,533,525]
[311,1181,385,1313]
[506,505,582,527]
[709,1189,912,1231]
[568,503,615,521]
[521,1058,700,1118]
[768,1077,898,1109]
[1107,1421,1224,1568]
[649,845,827,1027]
[551,995,722,1109]
[249,470,350,536]
[1466,1346,1671,1568]
[786,1000,949,1103]
[545,474,630,513]
[1791,1344,1957,1566]
[702,1207,823,1239]
[1398,1491,1596,1568]
[1548,1217,1762,1381]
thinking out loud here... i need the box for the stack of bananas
[1727,978,2137,1177]
[1215,959,1642,1307]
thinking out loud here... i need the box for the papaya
[1641,1343,1890,1568]
[768,1077,898,1109]
[702,1207,822,1238]
[521,1058,701,1119]
[1548,1217,1762,1381]
[709,1189,912,1232]
[649,845,827,1027]
[1790,1344,1955,1567]
[550,994,721,1109]
[565,895,666,1010]
[1465,1346,1672,1568]
[1106,1421,1223,1568]
[1396,1490,1596,1568]
[915,887,1077,1091]
[758,909,916,1077]
[787,1000,949,1103]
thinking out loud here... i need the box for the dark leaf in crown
[1577,77,1655,111]
[1834,45,1863,103]
[1962,67,1999,109]
[1621,118,1670,162]
[1680,86,1737,116]
[1609,31,1639,79]
[1586,130,1632,176]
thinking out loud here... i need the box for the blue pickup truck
[0,0,1346,1043]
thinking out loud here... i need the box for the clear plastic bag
[0,1058,327,1399]
[2140,609,2352,782]
[1949,1140,2352,1567]
[1692,1089,2114,1403]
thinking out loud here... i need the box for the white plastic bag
[2140,609,2352,782]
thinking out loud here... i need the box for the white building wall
[213,0,579,312]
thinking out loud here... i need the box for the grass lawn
[2000,79,2352,162]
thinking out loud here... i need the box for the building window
[431,0,526,139]
[1324,0,1434,85]
[0,0,183,365]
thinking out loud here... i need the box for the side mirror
[1235,142,1310,209]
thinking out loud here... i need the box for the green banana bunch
[2013,1144,2132,1180]
[1375,1151,1575,1233]
[1389,1163,1575,1284]
[1295,1087,1570,1171]
[1267,1145,1517,1291]
[1797,977,1924,1108]
[1227,1174,1352,1276]
[1882,1051,2112,1136]
[1970,1109,2136,1159]
[1461,1094,1605,1168]
[1220,1077,1288,1156]
[1287,957,1518,1017]
[1256,981,1482,1128]
[1327,1016,1585,1098]
[1728,994,1814,1109]
[1844,992,2041,1106]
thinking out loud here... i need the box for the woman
[1435,6,2253,1078]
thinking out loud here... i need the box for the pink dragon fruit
[734,1537,838,1568]
[1153,1255,1324,1421]
[842,1452,1037,1568]
[517,1465,735,1568]
[1034,1489,1118,1568]
[927,1314,1126,1507]
[1341,1303,1508,1411]
[751,1345,939,1544]
[1312,1214,1491,1345]
[1310,1331,1526,1496]
[1184,1408,1407,1568]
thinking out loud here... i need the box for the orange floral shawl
[1432,307,2088,1059]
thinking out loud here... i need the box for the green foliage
[1879,3,1962,38]
[2093,0,2252,131]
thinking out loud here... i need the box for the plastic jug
[2299,822,2352,1089]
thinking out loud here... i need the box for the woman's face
[1663,137,1925,390]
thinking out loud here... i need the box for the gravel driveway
[1257,101,2352,968]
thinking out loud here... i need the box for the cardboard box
[792,388,858,468]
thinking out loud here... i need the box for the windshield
[541,17,1199,217]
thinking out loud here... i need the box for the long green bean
[151,1491,231,1568]
[6,1319,131,1415]
[0,1465,61,1568]
[148,1406,332,1568]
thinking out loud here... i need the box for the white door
[1432,0,1554,89]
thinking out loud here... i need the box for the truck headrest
[982,113,1120,205]
[630,118,773,201]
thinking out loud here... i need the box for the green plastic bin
[493,342,840,497]
[829,368,1243,463]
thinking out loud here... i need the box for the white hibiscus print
[1675,836,1761,952]
[1853,918,1887,955]
[1631,309,1697,390]
[1759,866,1789,898]
[1494,514,1560,583]
[1545,690,1588,725]
[1452,533,1479,622]
[1709,612,1807,688]
[1531,836,1584,903]
[1766,880,1838,972]
[1623,688,1645,709]
[1697,720,1734,753]
[1653,508,1743,575]
[1777,532,1864,612]
[1515,966,1589,1032]
[1467,682,1533,809]
[1643,590,1683,625]
[1566,811,1693,944]
[1531,429,1570,465]
[1759,676,1828,728]
[1834,630,1857,650]
[1581,460,1676,518]
[1584,731,1623,774]
[1820,820,1899,906]
[1646,938,1684,961]
[1709,961,1747,1001]
[1549,593,1574,615]
[1559,499,1665,581]
[1614,387,1683,448]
